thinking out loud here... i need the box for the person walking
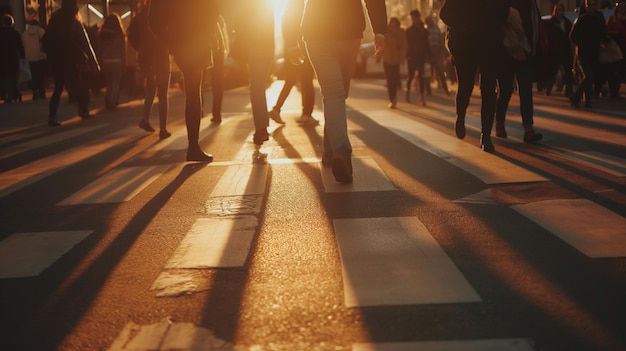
[382,17,406,108]
[284,0,387,183]
[405,9,431,106]
[570,0,609,108]
[440,0,508,152]
[207,16,228,124]
[494,0,544,143]
[44,0,100,126]
[97,13,126,111]
[268,52,318,125]
[606,0,626,100]
[544,3,574,97]
[231,0,276,146]
[127,0,171,139]
[22,19,47,100]
[425,15,451,96]
[148,0,219,162]
[0,14,24,104]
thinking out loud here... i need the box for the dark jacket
[570,9,608,64]
[148,0,219,70]
[44,7,99,70]
[283,0,387,46]
[127,9,169,72]
[548,15,574,65]
[406,22,431,63]
[0,26,24,76]
[440,0,508,58]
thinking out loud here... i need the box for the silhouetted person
[207,16,227,124]
[44,0,99,126]
[544,3,574,97]
[284,0,387,183]
[570,0,608,108]
[406,9,431,106]
[268,51,318,125]
[425,14,451,96]
[149,0,218,162]
[382,17,406,108]
[22,19,47,100]
[268,8,319,126]
[127,0,171,139]
[495,0,544,143]
[0,14,24,104]
[441,0,508,152]
[97,13,126,111]
[232,0,275,146]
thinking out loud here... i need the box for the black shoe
[455,117,466,139]
[48,119,61,127]
[159,130,171,139]
[331,146,353,183]
[139,119,155,132]
[186,144,214,162]
[523,129,543,143]
[495,122,508,138]
[253,129,270,146]
[569,96,580,108]
[480,133,495,152]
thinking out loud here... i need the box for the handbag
[599,38,623,64]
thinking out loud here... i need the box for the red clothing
[607,14,626,47]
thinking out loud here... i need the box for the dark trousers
[28,60,47,98]
[453,52,497,133]
[142,65,170,130]
[383,62,401,103]
[49,63,90,118]
[272,59,315,115]
[572,58,596,104]
[406,59,426,93]
[209,51,224,117]
[180,66,203,142]
[496,59,535,127]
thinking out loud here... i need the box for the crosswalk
[0,81,625,350]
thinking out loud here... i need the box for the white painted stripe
[0,125,104,160]
[512,199,626,258]
[58,165,172,205]
[321,156,397,192]
[356,109,547,185]
[353,339,535,351]
[0,128,142,198]
[108,319,232,351]
[164,216,257,269]
[555,151,626,177]
[333,217,480,307]
[0,231,93,278]
[209,163,269,197]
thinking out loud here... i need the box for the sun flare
[272,0,288,22]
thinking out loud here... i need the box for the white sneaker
[269,109,285,124]
[296,114,319,125]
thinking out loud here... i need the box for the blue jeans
[305,39,360,155]
[496,59,535,127]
